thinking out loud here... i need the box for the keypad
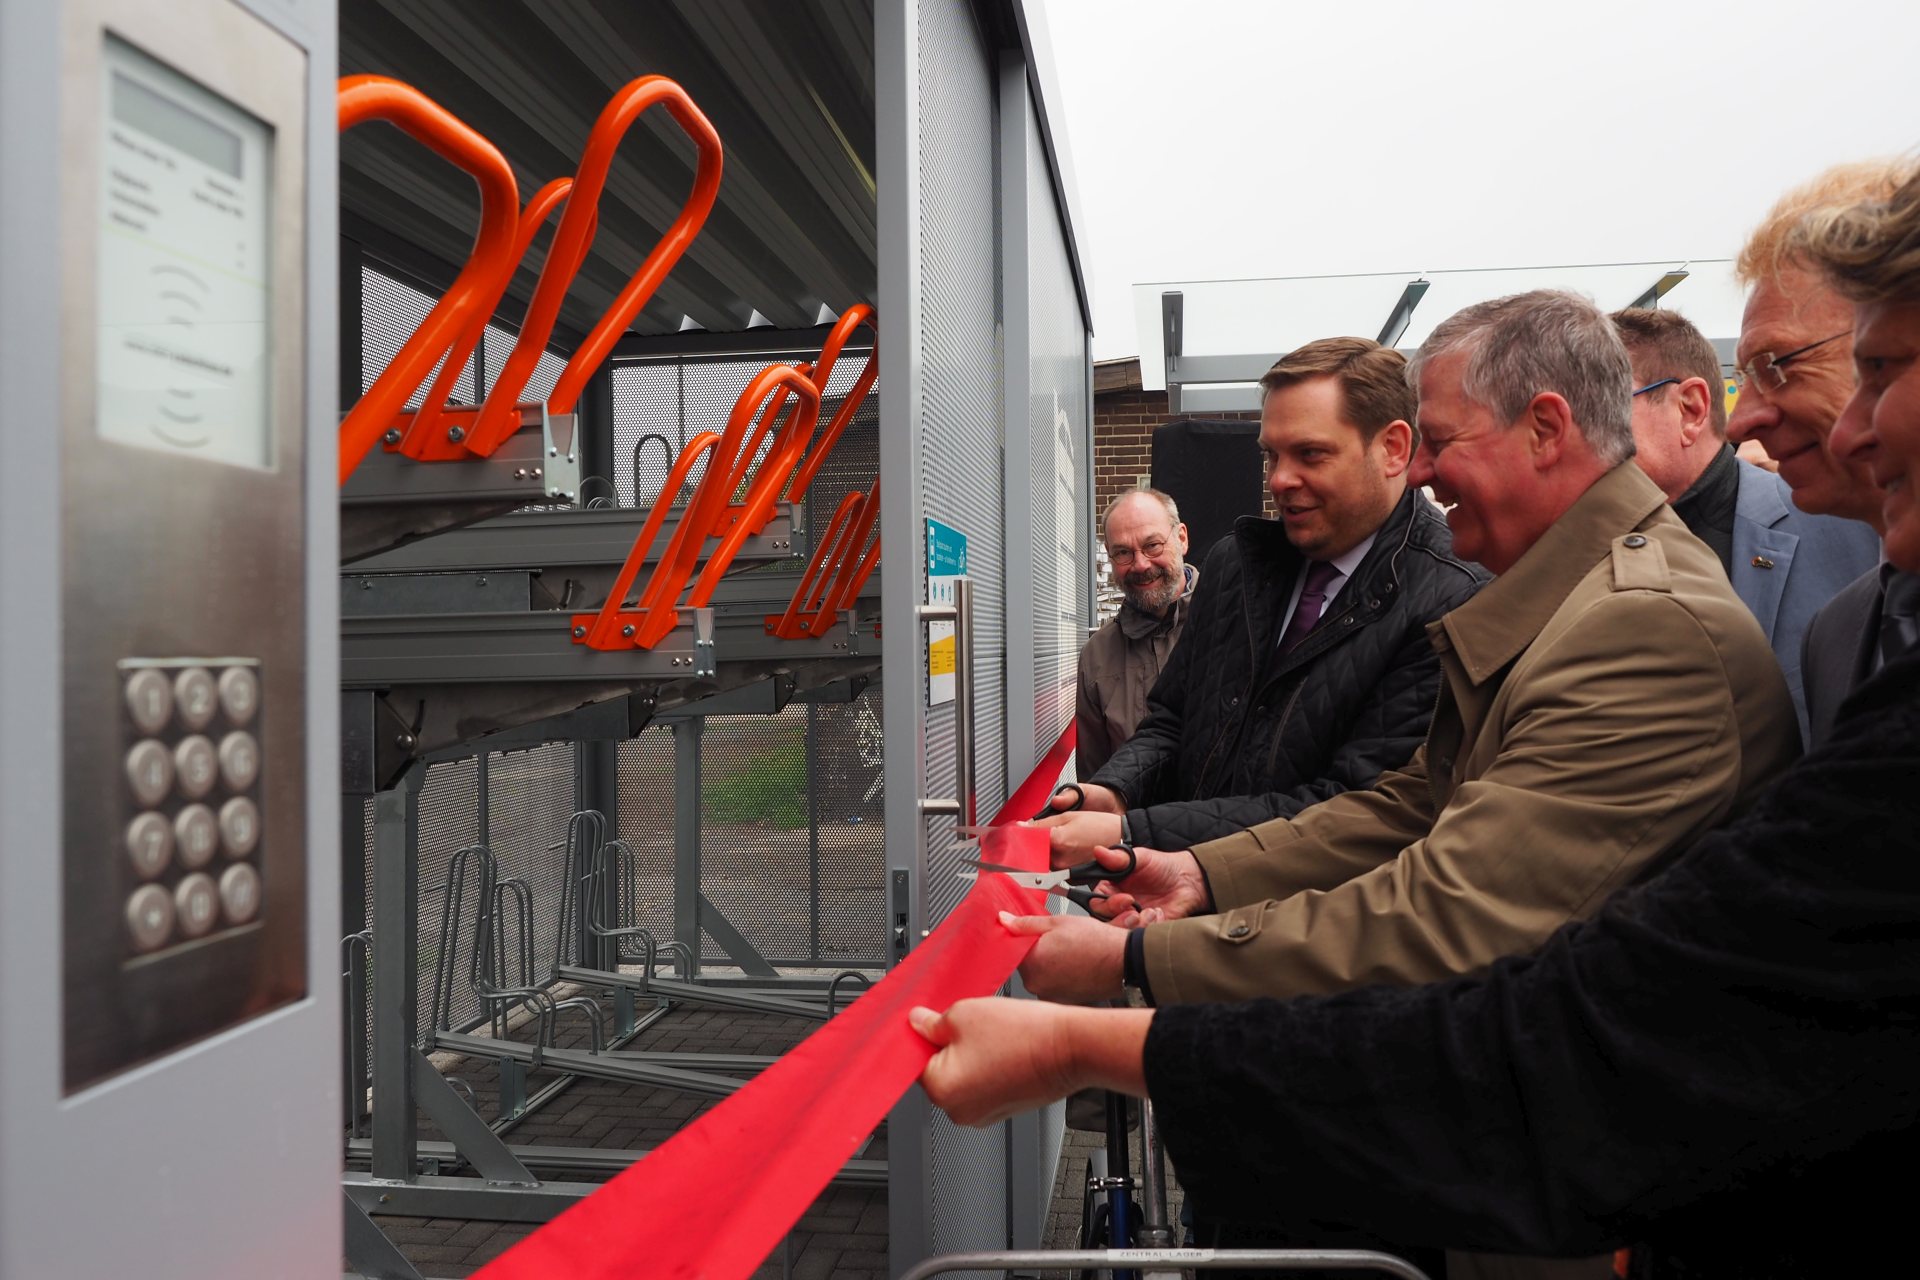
[116,660,265,956]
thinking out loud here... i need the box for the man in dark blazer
[1613,308,1880,738]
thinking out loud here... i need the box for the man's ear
[1373,420,1414,478]
[1675,376,1716,447]
[1174,522,1190,555]
[1526,392,1577,468]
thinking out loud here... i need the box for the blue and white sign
[926,518,968,706]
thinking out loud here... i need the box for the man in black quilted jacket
[1040,336,1486,860]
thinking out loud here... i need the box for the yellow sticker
[929,634,956,677]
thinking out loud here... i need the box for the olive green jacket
[1141,464,1800,1005]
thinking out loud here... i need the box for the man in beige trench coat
[1007,290,1802,1279]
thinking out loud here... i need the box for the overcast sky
[1038,0,1920,361]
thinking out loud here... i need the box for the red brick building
[1092,355,1261,522]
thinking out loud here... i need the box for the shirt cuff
[1124,927,1156,1006]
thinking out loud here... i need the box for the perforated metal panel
[916,0,1009,1266]
[609,352,880,538]
[361,266,477,409]
[810,689,887,963]
[613,725,678,948]
[359,758,481,1034]
[483,743,580,980]
[1025,103,1089,758]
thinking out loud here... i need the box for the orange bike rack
[391,177,589,460]
[336,76,520,486]
[784,304,877,507]
[765,478,881,639]
[571,364,820,651]
[468,76,724,457]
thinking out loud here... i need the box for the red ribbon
[475,724,1077,1279]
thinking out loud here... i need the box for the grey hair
[1405,289,1636,466]
[1102,486,1181,531]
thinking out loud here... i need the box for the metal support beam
[1377,278,1431,349]
[342,1191,425,1280]
[698,893,780,977]
[370,764,424,1182]
[1161,290,1184,414]
[411,1050,537,1186]
[673,718,703,973]
[1629,268,1690,311]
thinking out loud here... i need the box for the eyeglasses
[1632,377,1679,398]
[1731,331,1851,394]
[1108,538,1169,567]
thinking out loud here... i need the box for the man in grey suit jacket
[1726,162,1917,744]
[1615,309,1880,736]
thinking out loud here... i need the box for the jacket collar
[1437,463,1667,685]
[1733,455,1792,529]
[1116,564,1199,639]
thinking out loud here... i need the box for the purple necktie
[1278,559,1341,653]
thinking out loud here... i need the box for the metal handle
[920,576,975,821]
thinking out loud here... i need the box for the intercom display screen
[96,37,274,470]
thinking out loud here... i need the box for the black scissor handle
[1030,783,1086,822]
[1064,840,1135,887]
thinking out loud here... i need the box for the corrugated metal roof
[339,0,877,345]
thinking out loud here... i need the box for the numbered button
[125,812,173,879]
[218,796,260,858]
[217,731,260,791]
[174,804,217,869]
[175,873,219,939]
[217,666,259,725]
[125,740,174,807]
[173,667,216,730]
[219,863,261,925]
[174,736,217,800]
[124,670,173,734]
[126,885,175,952]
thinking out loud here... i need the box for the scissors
[1030,782,1087,822]
[955,827,1137,914]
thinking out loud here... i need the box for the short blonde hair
[1793,165,1920,308]
[1735,159,1914,285]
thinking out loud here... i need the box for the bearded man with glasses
[1730,159,1917,744]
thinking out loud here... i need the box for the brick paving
[356,981,1182,1277]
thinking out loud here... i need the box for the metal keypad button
[126,885,175,953]
[174,804,218,870]
[175,874,219,939]
[217,731,260,792]
[125,740,174,808]
[124,669,173,734]
[218,796,260,858]
[219,863,261,925]
[125,812,173,879]
[174,735,217,800]
[217,666,259,725]
[173,667,217,731]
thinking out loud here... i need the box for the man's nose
[1407,448,1436,490]
[1829,389,1876,464]
[1726,392,1774,444]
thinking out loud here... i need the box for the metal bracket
[890,869,911,967]
[692,607,717,677]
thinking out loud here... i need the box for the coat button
[1227,924,1250,938]
[1623,534,1647,548]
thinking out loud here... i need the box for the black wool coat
[1145,651,1920,1279]
[1090,486,1486,850]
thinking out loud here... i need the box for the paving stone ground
[354,978,1183,1277]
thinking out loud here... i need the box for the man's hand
[1043,783,1125,816]
[910,998,1155,1127]
[1003,911,1129,1003]
[910,997,1083,1126]
[1031,810,1126,865]
[1095,846,1210,926]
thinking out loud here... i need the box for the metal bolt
[562,491,575,501]
[382,428,401,445]
[532,468,542,479]
[549,447,558,457]
[572,625,586,638]
[395,733,416,750]
[514,468,528,479]
[360,579,372,590]
[621,625,635,637]
[447,426,466,443]
[566,453,575,463]
[476,577,488,587]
